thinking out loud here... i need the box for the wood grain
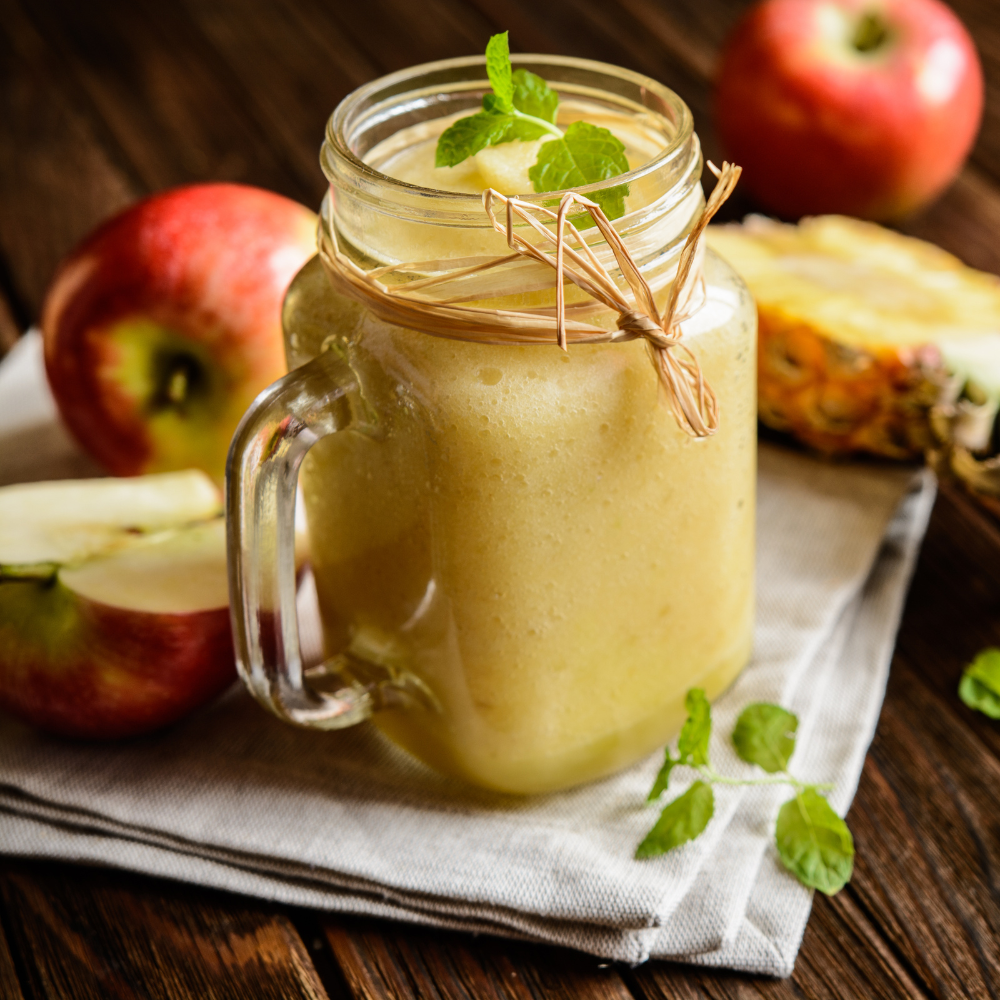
[2,0,1000,998]
[0,911,26,1000]
[0,861,330,1000]
[322,916,635,1000]
[896,164,1000,277]
[0,0,137,321]
[939,0,1000,187]
[0,289,21,355]
[17,0,315,202]
[178,0,379,203]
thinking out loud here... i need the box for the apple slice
[0,469,221,567]
[59,519,230,613]
[0,474,234,738]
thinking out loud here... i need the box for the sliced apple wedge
[0,469,222,567]
[0,474,234,738]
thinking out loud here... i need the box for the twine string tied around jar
[318,161,741,439]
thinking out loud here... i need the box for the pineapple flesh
[707,215,1000,496]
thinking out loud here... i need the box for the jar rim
[323,53,697,214]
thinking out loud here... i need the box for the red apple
[41,183,316,483]
[0,471,235,738]
[715,0,984,220]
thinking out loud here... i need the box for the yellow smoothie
[284,108,757,794]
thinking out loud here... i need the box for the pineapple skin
[707,215,1000,461]
[756,307,943,459]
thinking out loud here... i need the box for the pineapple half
[706,215,1000,500]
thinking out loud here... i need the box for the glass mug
[227,55,757,794]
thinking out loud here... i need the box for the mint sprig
[529,122,629,219]
[436,32,630,219]
[958,647,1000,718]
[485,30,515,110]
[637,689,855,897]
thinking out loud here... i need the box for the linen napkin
[0,331,935,976]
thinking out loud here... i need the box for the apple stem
[853,12,889,53]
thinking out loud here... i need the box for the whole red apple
[0,471,235,739]
[41,184,316,482]
[715,0,984,220]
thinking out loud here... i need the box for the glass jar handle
[226,348,387,729]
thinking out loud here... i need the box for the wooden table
[2,0,999,996]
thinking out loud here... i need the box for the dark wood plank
[321,916,636,1000]
[2,1,1000,997]
[0,289,22,355]
[606,0,720,86]
[936,0,1000,185]
[630,962,798,999]
[895,482,1000,764]
[872,678,1000,979]
[16,0,315,203]
[0,910,26,1000]
[0,0,138,322]
[792,891,926,1000]
[0,860,330,1000]
[318,0,495,76]
[835,736,992,998]
[178,0,380,206]
[897,166,1000,276]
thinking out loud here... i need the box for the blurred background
[2,0,999,358]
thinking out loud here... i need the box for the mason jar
[227,54,757,794]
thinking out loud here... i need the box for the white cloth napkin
[0,331,935,976]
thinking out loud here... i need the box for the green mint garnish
[485,30,515,109]
[511,67,559,123]
[637,688,854,896]
[529,122,629,219]
[435,113,549,168]
[732,703,798,773]
[636,781,714,859]
[647,688,711,801]
[677,687,712,765]
[774,788,855,896]
[958,647,1000,719]
[435,32,630,218]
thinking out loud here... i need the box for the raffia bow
[318,161,741,438]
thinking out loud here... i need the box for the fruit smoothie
[283,93,757,794]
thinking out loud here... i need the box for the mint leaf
[636,781,714,858]
[482,94,552,140]
[775,789,854,895]
[436,113,514,167]
[485,32,513,111]
[646,689,711,801]
[677,688,711,767]
[528,121,630,219]
[512,68,558,123]
[647,752,679,802]
[436,35,629,212]
[958,648,1000,719]
[504,119,553,141]
[732,704,798,774]
[435,111,551,168]
[435,35,556,168]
